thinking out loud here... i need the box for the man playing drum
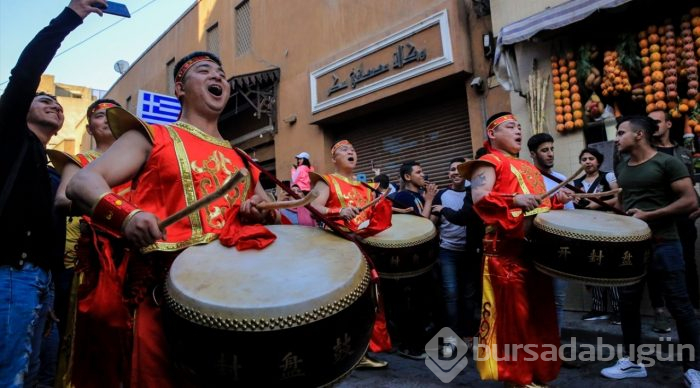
[66,51,275,387]
[601,116,700,387]
[461,112,571,386]
[310,139,392,369]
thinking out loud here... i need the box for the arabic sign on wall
[310,10,453,114]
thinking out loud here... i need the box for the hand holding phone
[92,1,131,18]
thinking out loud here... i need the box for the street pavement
[338,311,687,387]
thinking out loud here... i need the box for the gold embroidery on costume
[191,150,251,229]
[167,126,203,235]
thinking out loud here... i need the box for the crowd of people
[2,2,700,388]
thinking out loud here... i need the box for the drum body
[531,209,651,286]
[360,214,438,279]
[164,225,374,387]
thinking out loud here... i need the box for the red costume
[471,145,562,385]
[75,114,261,388]
[318,173,392,237]
[317,172,393,353]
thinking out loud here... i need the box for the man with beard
[66,51,275,387]
[527,133,576,329]
[601,116,700,386]
[0,1,106,386]
[461,112,570,386]
[309,139,392,369]
[647,110,700,331]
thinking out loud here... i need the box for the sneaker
[609,313,621,325]
[685,368,700,387]
[582,310,610,321]
[652,312,672,333]
[600,357,647,379]
[398,348,428,360]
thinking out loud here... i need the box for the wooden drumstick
[572,188,622,199]
[255,190,319,210]
[539,165,585,200]
[158,169,247,229]
[357,192,387,212]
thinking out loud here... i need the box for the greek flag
[137,90,181,124]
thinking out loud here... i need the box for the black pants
[647,217,699,309]
[620,241,700,370]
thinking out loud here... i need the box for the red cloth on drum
[321,173,392,237]
[219,208,277,250]
[473,146,561,385]
[128,122,260,253]
[369,295,392,352]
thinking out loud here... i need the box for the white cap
[295,152,310,159]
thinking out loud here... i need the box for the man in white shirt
[527,133,574,333]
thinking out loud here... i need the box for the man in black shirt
[390,161,438,218]
[0,1,106,386]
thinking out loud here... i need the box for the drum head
[362,213,436,248]
[534,209,651,242]
[166,225,368,330]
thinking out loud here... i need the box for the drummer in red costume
[66,51,275,387]
[459,112,571,387]
[310,139,393,369]
[47,98,133,387]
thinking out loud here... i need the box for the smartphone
[95,1,131,18]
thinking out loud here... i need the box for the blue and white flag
[137,90,181,124]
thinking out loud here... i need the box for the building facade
[104,0,509,189]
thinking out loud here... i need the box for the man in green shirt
[601,116,700,387]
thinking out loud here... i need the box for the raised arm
[0,0,105,138]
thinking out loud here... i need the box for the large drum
[164,225,375,387]
[360,214,438,279]
[530,209,651,286]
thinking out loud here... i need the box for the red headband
[486,114,516,132]
[175,56,211,83]
[89,102,117,118]
[331,140,352,156]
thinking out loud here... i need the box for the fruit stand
[546,6,700,159]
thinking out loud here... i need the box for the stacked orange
[662,22,679,116]
[601,50,632,99]
[643,26,665,113]
[551,52,584,132]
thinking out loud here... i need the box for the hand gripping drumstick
[255,190,319,210]
[158,169,247,230]
[539,165,585,200]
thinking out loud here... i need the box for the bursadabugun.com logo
[471,336,693,368]
[425,329,694,383]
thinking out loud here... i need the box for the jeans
[38,281,58,388]
[436,247,481,338]
[0,263,51,388]
[619,241,700,370]
[552,277,568,333]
